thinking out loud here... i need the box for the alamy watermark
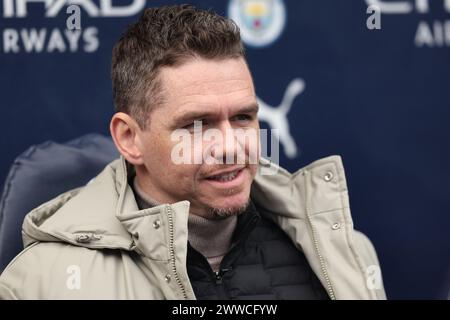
[367,5,381,30]
[366,265,382,290]
[170,121,280,175]
[66,264,81,290]
[66,5,81,31]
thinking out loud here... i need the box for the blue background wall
[1,0,449,299]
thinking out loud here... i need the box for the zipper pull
[214,271,222,284]
[214,267,232,284]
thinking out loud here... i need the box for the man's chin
[205,198,250,219]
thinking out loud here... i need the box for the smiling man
[0,5,386,300]
[114,57,260,219]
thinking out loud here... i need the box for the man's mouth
[206,169,242,182]
[204,167,246,187]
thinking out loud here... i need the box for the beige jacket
[0,156,386,300]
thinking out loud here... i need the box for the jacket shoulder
[0,242,111,299]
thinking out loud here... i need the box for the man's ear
[110,112,145,165]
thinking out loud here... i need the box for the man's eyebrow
[173,104,259,125]
[234,104,259,114]
[173,110,213,125]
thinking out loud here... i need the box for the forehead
[157,57,256,116]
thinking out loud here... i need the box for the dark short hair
[111,4,245,128]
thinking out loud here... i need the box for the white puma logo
[257,78,305,158]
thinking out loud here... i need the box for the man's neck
[133,177,162,209]
[132,176,237,272]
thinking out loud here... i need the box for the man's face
[136,57,260,218]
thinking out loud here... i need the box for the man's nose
[208,121,243,165]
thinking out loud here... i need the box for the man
[0,5,385,300]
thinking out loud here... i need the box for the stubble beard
[205,197,250,219]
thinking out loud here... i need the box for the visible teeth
[211,170,239,181]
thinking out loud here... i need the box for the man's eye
[182,123,195,130]
[182,119,207,131]
[233,114,252,122]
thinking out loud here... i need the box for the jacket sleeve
[353,230,387,299]
[0,281,19,300]
[0,242,45,300]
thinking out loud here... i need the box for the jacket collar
[23,155,351,253]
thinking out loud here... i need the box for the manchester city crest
[228,0,287,48]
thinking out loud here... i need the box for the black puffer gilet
[186,201,330,300]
